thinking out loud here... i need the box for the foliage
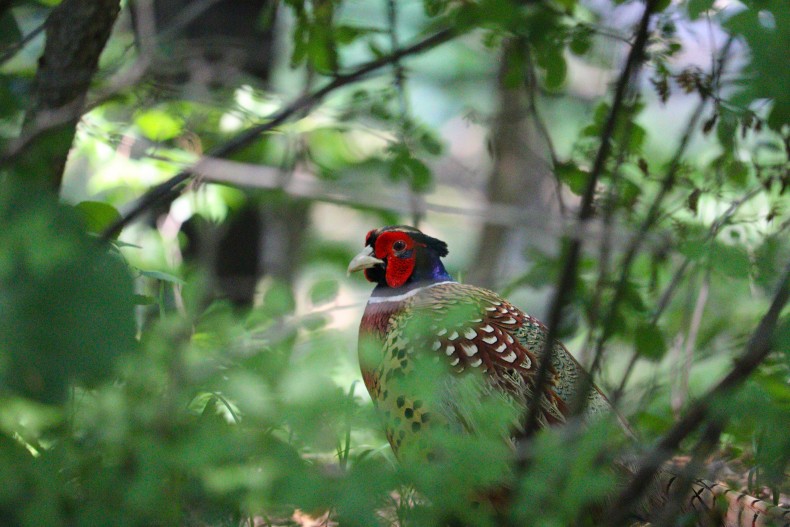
[0,0,788,525]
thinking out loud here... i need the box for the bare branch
[671,274,709,417]
[187,157,569,231]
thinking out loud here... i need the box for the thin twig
[574,37,737,416]
[602,261,790,526]
[523,46,565,216]
[0,22,45,66]
[611,184,763,402]
[386,0,421,228]
[579,108,640,365]
[575,97,709,413]
[518,0,658,442]
[671,273,709,417]
[101,27,457,240]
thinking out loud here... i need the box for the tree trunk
[12,0,120,192]
[467,40,560,290]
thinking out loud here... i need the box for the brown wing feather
[405,282,573,427]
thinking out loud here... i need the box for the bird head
[347,226,451,289]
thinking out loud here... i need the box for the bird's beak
[347,246,384,275]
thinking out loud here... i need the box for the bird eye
[393,240,406,252]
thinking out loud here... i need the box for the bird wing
[401,282,584,429]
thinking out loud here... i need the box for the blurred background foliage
[0,0,788,525]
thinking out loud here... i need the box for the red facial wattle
[374,231,416,288]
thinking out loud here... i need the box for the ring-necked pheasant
[348,225,789,526]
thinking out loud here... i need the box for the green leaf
[419,131,444,156]
[753,235,789,291]
[619,178,641,209]
[594,101,611,126]
[569,26,593,56]
[556,162,590,196]
[634,321,667,361]
[262,280,295,316]
[725,159,749,187]
[687,0,715,19]
[291,19,308,66]
[621,280,647,313]
[628,123,647,151]
[74,201,122,237]
[725,1,790,130]
[389,151,433,192]
[307,25,338,73]
[334,25,382,45]
[424,0,450,16]
[535,45,567,90]
[0,184,135,403]
[654,0,672,12]
[135,109,183,141]
[0,75,25,120]
[309,279,339,306]
[403,157,432,192]
[503,44,526,89]
[715,109,738,150]
[133,294,157,305]
[676,223,709,260]
[307,127,358,169]
[775,315,789,363]
[0,12,22,48]
[503,248,561,294]
[711,242,751,278]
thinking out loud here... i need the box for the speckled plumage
[349,226,790,526]
[358,281,613,457]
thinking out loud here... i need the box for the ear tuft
[413,232,448,257]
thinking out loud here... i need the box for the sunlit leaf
[134,109,184,141]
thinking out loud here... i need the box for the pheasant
[348,225,789,527]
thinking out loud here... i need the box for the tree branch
[0,21,45,66]
[610,185,763,404]
[603,261,790,526]
[573,96,709,416]
[5,0,121,192]
[518,0,658,441]
[101,26,457,241]
[574,36,736,416]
